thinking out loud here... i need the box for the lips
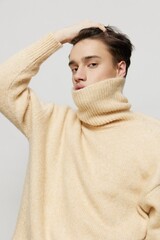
[74,85,85,90]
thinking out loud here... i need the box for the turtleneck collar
[72,77,132,126]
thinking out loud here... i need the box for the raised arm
[0,21,105,139]
[0,33,61,138]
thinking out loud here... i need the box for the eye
[88,63,98,68]
[71,67,78,73]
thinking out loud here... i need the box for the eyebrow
[68,55,101,67]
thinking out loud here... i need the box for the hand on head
[53,20,106,44]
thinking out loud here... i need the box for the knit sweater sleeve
[140,168,160,239]
[0,33,62,139]
[144,186,160,239]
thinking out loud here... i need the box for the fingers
[53,20,106,45]
[78,20,106,32]
[96,23,106,32]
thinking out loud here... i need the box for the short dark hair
[71,26,134,76]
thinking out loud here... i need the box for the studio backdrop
[0,0,160,239]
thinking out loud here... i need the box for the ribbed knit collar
[72,77,132,126]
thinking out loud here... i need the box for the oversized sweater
[0,33,160,240]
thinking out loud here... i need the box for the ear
[116,61,126,78]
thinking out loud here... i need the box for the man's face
[69,38,123,90]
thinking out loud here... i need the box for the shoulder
[132,112,160,129]
[128,111,160,140]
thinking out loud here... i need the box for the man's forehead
[69,39,108,60]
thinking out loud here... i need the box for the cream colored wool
[0,33,160,240]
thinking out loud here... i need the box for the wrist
[53,30,68,44]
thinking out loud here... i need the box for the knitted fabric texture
[0,34,160,240]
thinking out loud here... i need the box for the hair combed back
[71,26,134,76]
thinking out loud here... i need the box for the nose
[74,67,86,83]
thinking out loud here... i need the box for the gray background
[0,0,160,239]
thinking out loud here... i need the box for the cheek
[71,76,75,85]
[94,66,114,79]
[101,64,117,77]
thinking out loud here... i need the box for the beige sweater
[0,33,160,240]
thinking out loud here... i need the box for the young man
[0,21,160,239]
